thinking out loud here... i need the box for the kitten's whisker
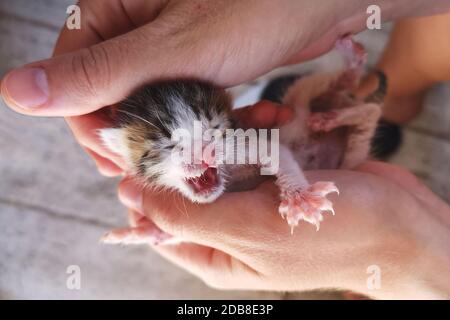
[117,109,160,131]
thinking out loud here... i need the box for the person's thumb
[0,27,210,117]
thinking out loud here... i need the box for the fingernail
[119,178,144,212]
[2,67,49,109]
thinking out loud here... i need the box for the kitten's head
[100,80,233,203]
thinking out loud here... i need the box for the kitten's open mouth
[185,167,220,194]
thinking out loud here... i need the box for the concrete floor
[0,1,448,299]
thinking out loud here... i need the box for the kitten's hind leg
[275,145,338,232]
[308,103,381,169]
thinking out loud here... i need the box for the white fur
[98,128,131,162]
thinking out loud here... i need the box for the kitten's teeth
[185,170,207,179]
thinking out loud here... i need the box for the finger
[107,205,249,285]
[53,0,168,56]
[275,104,295,126]
[101,208,179,245]
[48,0,168,170]
[155,242,224,273]
[0,28,143,116]
[233,101,277,128]
[127,209,146,227]
[1,0,313,117]
[0,12,220,116]
[153,242,259,289]
[0,0,171,117]
[118,177,144,214]
[119,175,333,245]
[118,177,286,253]
[84,147,122,177]
[66,111,127,169]
[122,206,246,283]
[233,100,294,129]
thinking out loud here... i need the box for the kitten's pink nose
[202,147,216,168]
[201,161,209,169]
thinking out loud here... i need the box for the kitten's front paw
[279,182,339,232]
[308,111,338,132]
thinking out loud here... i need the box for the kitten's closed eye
[164,143,176,150]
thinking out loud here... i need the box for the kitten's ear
[98,128,129,159]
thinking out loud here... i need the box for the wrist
[402,204,450,299]
[355,203,450,299]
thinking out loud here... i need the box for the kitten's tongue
[186,167,218,194]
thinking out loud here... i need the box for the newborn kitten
[100,80,233,204]
[100,36,384,245]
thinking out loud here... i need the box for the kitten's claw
[100,224,179,246]
[308,181,339,197]
[279,182,338,231]
[308,111,338,132]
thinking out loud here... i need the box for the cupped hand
[114,93,450,299]
[2,0,441,175]
[118,161,450,299]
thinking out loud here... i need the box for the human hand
[111,99,449,299]
[118,160,450,299]
[3,0,446,175]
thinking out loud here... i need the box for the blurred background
[0,1,449,299]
